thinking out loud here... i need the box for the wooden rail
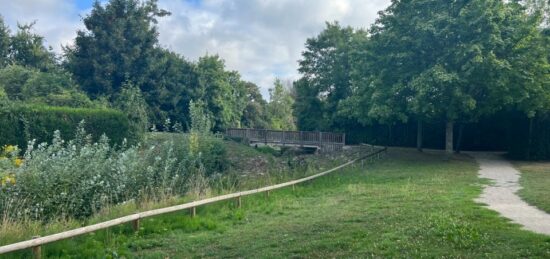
[0,147,387,257]
[225,128,345,151]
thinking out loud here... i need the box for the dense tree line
[294,0,550,156]
[0,0,295,136]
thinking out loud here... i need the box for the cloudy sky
[0,0,391,97]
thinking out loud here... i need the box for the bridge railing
[225,128,345,150]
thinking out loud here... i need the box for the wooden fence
[225,128,346,152]
[0,147,387,258]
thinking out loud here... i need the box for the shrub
[115,82,149,141]
[0,104,134,148]
[0,124,195,220]
[0,122,231,221]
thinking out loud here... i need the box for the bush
[198,137,228,176]
[0,65,97,108]
[0,125,197,221]
[0,104,134,148]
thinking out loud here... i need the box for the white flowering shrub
[0,121,225,221]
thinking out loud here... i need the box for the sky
[0,0,391,98]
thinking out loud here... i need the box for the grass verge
[515,161,550,214]
[3,149,549,258]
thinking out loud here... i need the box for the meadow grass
[515,161,550,214]
[4,148,550,258]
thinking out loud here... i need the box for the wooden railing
[225,128,345,151]
[0,147,386,258]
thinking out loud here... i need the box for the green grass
[515,161,550,214]
[4,149,549,258]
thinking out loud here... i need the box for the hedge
[344,111,550,160]
[0,104,133,149]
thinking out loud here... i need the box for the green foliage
[12,150,550,258]
[196,55,248,130]
[267,79,296,130]
[189,100,212,134]
[0,16,9,68]
[9,22,56,71]
[296,22,360,130]
[0,104,133,149]
[516,160,550,213]
[66,0,170,98]
[116,81,149,141]
[144,48,199,127]
[0,125,190,220]
[241,82,269,129]
[0,65,96,108]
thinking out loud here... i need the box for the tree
[0,16,10,68]
[115,81,149,140]
[293,78,324,131]
[65,0,170,98]
[524,0,550,26]
[9,22,56,71]
[143,48,199,127]
[267,79,296,130]
[350,0,544,154]
[0,64,95,107]
[241,82,269,128]
[196,55,247,131]
[343,25,410,147]
[296,22,362,130]
[508,1,550,158]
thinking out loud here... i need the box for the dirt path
[468,152,550,236]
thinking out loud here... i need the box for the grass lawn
[5,149,550,258]
[515,161,550,214]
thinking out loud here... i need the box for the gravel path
[469,152,550,235]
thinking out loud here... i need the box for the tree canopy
[65,0,169,98]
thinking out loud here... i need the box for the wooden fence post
[31,236,41,259]
[342,133,346,146]
[266,190,270,198]
[132,218,140,232]
[237,196,242,208]
[190,207,196,217]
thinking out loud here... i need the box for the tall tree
[267,79,296,130]
[296,22,363,130]
[524,0,550,26]
[196,55,247,131]
[143,48,199,127]
[9,22,56,71]
[65,0,169,98]
[349,0,544,154]
[0,16,9,68]
[241,82,269,128]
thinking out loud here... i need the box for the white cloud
[0,0,391,98]
[0,0,85,52]
[157,0,391,97]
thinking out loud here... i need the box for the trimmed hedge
[0,104,133,149]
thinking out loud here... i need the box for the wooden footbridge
[225,128,346,151]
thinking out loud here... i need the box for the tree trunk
[455,124,464,154]
[417,120,423,152]
[527,117,534,160]
[445,121,454,154]
[387,124,393,147]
